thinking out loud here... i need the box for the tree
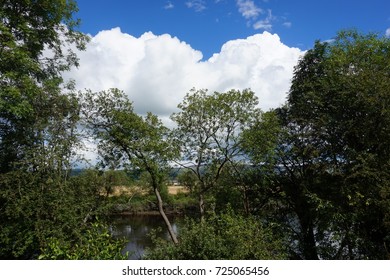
[171,88,261,219]
[82,88,179,244]
[100,169,132,198]
[278,30,390,259]
[0,0,88,171]
[177,169,198,193]
[0,0,98,259]
[0,163,123,259]
[233,110,283,216]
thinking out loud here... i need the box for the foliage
[171,88,261,217]
[138,171,171,203]
[1,7,389,262]
[0,1,125,260]
[0,0,88,172]
[177,169,198,192]
[216,110,281,217]
[274,30,390,259]
[0,168,119,259]
[38,222,128,260]
[241,110,282,165]
[144,208,287,260]
[81,89,178,174]
[100,169,132,198]
[82,88,180,243]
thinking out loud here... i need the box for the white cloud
[186,0,206,12]
[64,27,304,118]
[253,9,274,31]
[236,0,263,19]
[164,1,174,9]
[386,28,390,38]
[253,21,272,31]
[236,1,292,32]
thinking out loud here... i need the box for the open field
[167,185,189,195]
[109,185,188,197]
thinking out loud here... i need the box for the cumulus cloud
[64,27,304,118]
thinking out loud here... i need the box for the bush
[39,222,128,260]
[144,209,287,260]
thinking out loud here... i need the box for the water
[110,214,182,259]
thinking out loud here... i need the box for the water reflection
[110,215,181,259]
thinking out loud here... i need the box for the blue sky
[75,0,390,59]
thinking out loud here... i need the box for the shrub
[144,209,287,260]
[39,222,128,260]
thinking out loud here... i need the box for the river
[110,214,183,259]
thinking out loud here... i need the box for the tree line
[1,1,389,259]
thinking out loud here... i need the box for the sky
[65,0,390,117]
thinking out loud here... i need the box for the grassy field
[108,185,189,197]
[107,185,195,215]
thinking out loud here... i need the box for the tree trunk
[154,187,179,244]
[199,192,206,222]
[297,209,319,260]
[242,187,250,215]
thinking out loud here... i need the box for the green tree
[177,169,198,193]
[276,30,390,259]
[0,0,88,171]
[240,110,284,216]
[0,0,124,260]
[0,166,122,258]
[82,88,179,244]
[100,169,132,198]
[171,88,261,219]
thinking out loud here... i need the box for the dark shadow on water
[110,214,182,259]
